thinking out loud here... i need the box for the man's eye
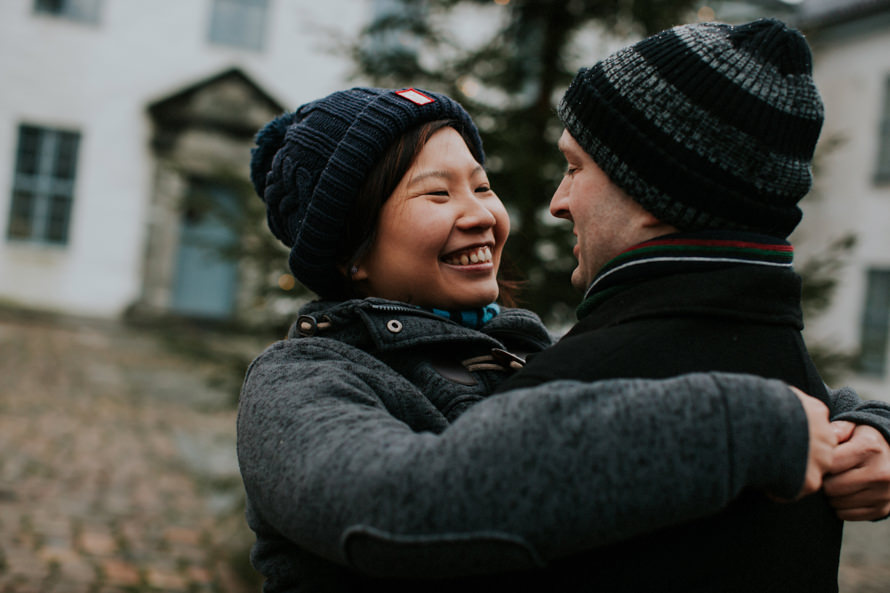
[565,167,578,176]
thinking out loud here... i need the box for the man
[500,18,890,592]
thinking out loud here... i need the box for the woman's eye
[565,167,578,177]
[475,185,491,193]
[424,190,449,201]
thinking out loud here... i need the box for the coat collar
[579,230,795,319]
[289,298,552,354]
[575,231,803,329]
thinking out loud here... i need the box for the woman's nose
[457,194,497,229]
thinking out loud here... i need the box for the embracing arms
[237,339,826,577]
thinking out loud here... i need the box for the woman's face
[354,127,509,310]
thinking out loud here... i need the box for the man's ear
[640,209,679,234]
[638,208,662,228]
[635,208,680,243]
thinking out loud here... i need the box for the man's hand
[789,387,838,499]
[824,421,890,521]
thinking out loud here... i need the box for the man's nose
[550,180,571,220]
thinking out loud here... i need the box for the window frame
[6,124,81,246]
[875,75,890,184]
[33,0,102,25]
[207,0,269,52]
[859,268,890,376]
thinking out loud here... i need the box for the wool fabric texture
[558,18,824,238]
[250,87,484,298]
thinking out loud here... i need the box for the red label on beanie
[396,88,435,106]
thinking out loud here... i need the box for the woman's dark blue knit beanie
[250,87,483,298]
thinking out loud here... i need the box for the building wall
[0,0,364,317]
[793,16,890,400]
[4,1,890,401]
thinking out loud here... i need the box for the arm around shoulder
[238,344,812,577]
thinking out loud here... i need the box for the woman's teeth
[444,246,492,266]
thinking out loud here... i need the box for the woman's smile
[441,245,493,267]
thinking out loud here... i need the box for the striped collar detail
[579,231,793,318]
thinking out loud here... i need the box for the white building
[0,0,364,319]
[791,0,890,400]
[2,0,889,398]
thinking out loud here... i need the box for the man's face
[551,130,656,292]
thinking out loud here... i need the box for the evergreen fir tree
[348,0,703,325]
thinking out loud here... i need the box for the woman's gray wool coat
[237,297,830,592]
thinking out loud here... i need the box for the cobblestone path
[0,309,888,592]
[0,310,267,592]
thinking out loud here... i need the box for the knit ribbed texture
[250,88,483,298]
[558,19,824,238]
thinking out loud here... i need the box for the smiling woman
[353,125,509,309]
[236,86,836,592]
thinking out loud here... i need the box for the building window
[876,76,890,183]
[33,0,101,24]
[207,0,268,51]
[6,124,80,245]
[859,269,890,376]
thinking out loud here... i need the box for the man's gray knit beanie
[558,18,824,239]
[250,87,483,298]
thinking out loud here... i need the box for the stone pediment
[148,67,285,140]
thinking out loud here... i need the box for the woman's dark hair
[336,119,519,306]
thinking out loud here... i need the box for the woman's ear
[352,264,369,281]
[339,262,369,282]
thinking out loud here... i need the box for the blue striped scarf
[427,303,501,329]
